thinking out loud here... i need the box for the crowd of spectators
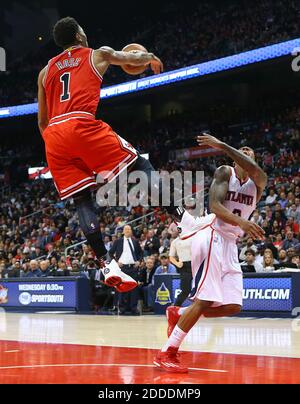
[1,0,300,107]
[0,106,299,313]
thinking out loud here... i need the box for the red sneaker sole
[153,359,188,373]
[105,276,122,287]
[116,281,137,293]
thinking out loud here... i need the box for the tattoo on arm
[209,166,243,227]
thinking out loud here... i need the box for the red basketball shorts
[43,112,138,200]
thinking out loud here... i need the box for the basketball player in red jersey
[38,17,213,291]
[37,17,166,291]
[154,134,267,373]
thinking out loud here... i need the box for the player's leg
[43,122,137,293]
[213,239,244,316]
[73,189,137,291]
[154,227,222,372]
[174,303,241,318]
[73,189,106,258]
[202,303,241,317]
[167,238,243,326]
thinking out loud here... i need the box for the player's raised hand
[150,54,164,74]
[197,133,224,149]
[239,220,265,240]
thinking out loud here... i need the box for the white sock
[161,325,187,352]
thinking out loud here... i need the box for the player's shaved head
[53,17,87,49]
[239,146,255,160]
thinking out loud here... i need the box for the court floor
[0,311,300,384]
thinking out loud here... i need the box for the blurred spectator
[239,237,258,261]
[276,249,289,268]
[250,210,263,226]
[265,189,278,205]
[282,231,300,251]
[287,204,300,224]
[241,249,263,273]
[273,234,283,250]
[278,192,289,209]
[69,260,82,276]
[139,256,157,312]
[53,261,70,277]
[144,229,160,257]
[153,254,177,278]
[291,254,300,269]
[39,260,51,277]
[7,260,21,278]
[22,259,42,277]
[104,235,112,251]
[0,263,8,279]
[90,267,114,312]
[258,253,276,273]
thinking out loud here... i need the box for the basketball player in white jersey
[154,133,267,373]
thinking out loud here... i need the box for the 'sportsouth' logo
[155,282,172,306]
[0,285,8,304]
[103,268,110,275]
[19,292,32,305]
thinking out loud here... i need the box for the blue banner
[0,280,77,308]
[153,274,296,315]
[242,277,293,311]
[1,38,300,119]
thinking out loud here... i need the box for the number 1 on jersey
[60,72,71,102]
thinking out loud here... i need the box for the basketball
[121,43,148,75]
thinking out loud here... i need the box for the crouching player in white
[154,134,267,373]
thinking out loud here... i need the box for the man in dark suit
[109,225,143,315]
[144,229,160,257]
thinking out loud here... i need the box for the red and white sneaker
[177,211,216,240]
[166,306,181,337]
[153,347,188,373]
[100,259,137,293]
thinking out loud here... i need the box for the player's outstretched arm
[37,67,49,135]
[197,133,267,201]
[209,166,265,240]
[94,46,163,75]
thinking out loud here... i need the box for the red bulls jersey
[43,46,102,120]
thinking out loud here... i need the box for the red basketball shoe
[101,259,137,292]
[153,347,188,373]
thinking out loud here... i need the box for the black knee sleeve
[73,190,106,258]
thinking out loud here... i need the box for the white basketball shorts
[189,226,243,307]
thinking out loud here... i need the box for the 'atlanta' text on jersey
[225,191,254,206]
[213,167,257,238]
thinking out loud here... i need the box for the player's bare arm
[37,67,49,135]
[197,133,267,201]
[209,165,265,240]
[93,46,163,76]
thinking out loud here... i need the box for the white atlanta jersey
[213,166,257,239]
